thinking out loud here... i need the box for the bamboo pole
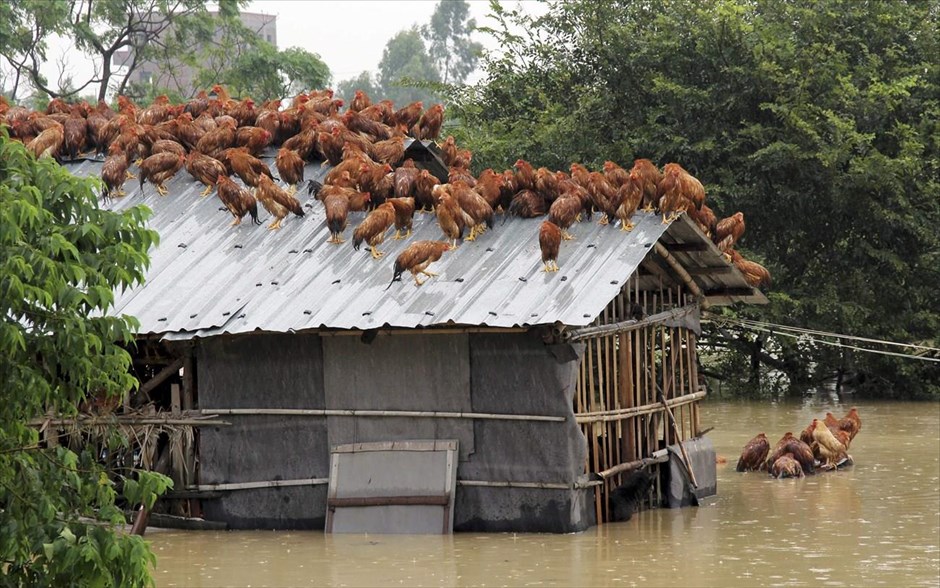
[190,478,329,492]
[595,453,670,479]
[30,416,229,427]
[564,305,697,341]
[201,408,566,422]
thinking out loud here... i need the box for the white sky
[25,0,546,97]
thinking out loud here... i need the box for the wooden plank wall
[574,273,704,524]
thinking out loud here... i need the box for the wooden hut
[64,148,765,532]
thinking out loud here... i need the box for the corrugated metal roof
[68,149,763,339]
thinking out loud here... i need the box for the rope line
[708,316,940,363]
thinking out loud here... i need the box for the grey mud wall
[196,330,594,533]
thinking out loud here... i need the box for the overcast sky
[29,0,545,97]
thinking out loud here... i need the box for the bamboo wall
[573,271,704,524]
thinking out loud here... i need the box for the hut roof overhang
[67,145,765,341]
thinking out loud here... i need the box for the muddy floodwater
[150,400,940,587]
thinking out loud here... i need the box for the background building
[113,11,277,97]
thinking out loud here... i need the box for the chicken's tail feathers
[139,173,144,192]
[353,235,363,251]
[385,263,404,291]
[249,200,260,225]
[485,215,494,229]
[306,179,323,197]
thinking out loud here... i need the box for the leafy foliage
[0,131,171,584]
[0,0,222,102]
[422,0,484,85]
[377,27,441,106]
[338,0,482,106]
[458,0,940,397]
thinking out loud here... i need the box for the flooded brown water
[150,400,940,587]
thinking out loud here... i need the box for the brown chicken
[195,118,236,158]
[343,110,395,141]
[150,139,186,157]
[689,202,718,238]
[139,152,185,196]
[317,127,346,166]
[387,240,451,288]
[585,171,618,224]
[535,167,562,203]
[275,148,305,192]
[467,170,498,209]
[770,453,805,478]
[440,135,458,167]
[26,122,64,159]
[372,135,406,166]
[349,89,372,113]
[451,180,494,241]
[715,212,745,253]
[359,99,395,125]
[539,220,562,273]
[730,249,771,288]
[394,101,424,130]
[656,165,691,223]
[812,419,848,468]
[631,159,662,211]
[414,169,441,212]
[615,171,644,231]
[839,408,862,441]
[353,202,395,259]
[388,197,416,240]
[62,114,87,161]
[395,161,420,199]
[323,192,350,244]
[602,161,631,188]
[235,126,273,156]
[433,187,465,248]
[101,152,131,199]
[736,432,770,472]
[223,147,273,188]
[358,160,394,198]
[665,163,705,212]
[514,159,538,191]
[255,174,304,230]
[507,190,548,218]
[412,104,444,141]
[216,174,259,226]
[548,194,582,240]
[185,152,227,197]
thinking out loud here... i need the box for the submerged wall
[196,330,593,532]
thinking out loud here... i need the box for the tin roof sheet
[68,148,763,339]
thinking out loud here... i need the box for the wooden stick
[202,408,566,422]
[189,477,329,492]
[595,453,670,479]
[137,357,184,401]
[565,305,697,341]
[31,416,229,427]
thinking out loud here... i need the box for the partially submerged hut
[65,143,765,533]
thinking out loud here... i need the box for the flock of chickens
[736,408,862,478]
[0,86,771,289]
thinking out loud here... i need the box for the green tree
[378,27,441,106]
[337,70,379,105]
[206,41,330,101]
[460,0,940,397]
[0,131,172,584]
[0,0,228,102]
[422,0,483,85]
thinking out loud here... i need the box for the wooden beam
[565,304,697,341]
[686,266,735,276]
[704,287,759,297]
[662,242,709,252]
[137,357,184,400]
[653,243,707,308]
